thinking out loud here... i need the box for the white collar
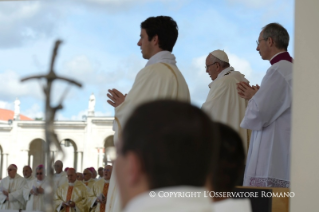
[270,51,286,61]
[124,186,212,212]
[104,180,110,183]
[145,51,177,67]
[208,67,234,88]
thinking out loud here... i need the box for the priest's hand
[2,190,9,196]
[107,89,127,107]
[69,201,75,208]
[30,189,35,195]
[38,186,44,194]
[237,82,259,100]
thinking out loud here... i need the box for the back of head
[262,23,289,51]
[122,100,216,190]
[141,16,178,52]
[210,123,245,193]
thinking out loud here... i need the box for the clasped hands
[2,190,9,201]
[107,89,126,108]
[30,186,44,195]
[63,200,75,208]
[97,195,106,204]
[237,81,260,100]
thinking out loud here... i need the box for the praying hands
[237,81,260,100]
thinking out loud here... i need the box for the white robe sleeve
[8,178,26,206]
[0,180,7,204]
[241,66,292,131]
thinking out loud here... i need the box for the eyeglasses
[256,37,268,46]
[205,62,218,69]
[36,173,43,175]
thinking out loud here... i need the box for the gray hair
[262,23,289,50]
[209,55,230,68]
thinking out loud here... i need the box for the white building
[0,105,114,179]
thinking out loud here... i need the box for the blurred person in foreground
[115,100,217,212]
[207,123,252,212]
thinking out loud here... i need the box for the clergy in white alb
[106,16,190,212]
[24,164,48,211]
[55,168,88,212]
[83,168,95,191]
[54,160,68,189]
[0,164,26,210]
[88,165,112,212]
[237,23,292,187]
[202,50,249,152]
[23,165,35,189]
[115,101,216,212]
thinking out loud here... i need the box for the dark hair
[211,123,245,192]
[121,100,217,190]
[262,23,289,50]
[141,16,178,52]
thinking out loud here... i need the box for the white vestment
[106,51,190,212]
[202,67,249,152]
[54,172,68,189]
[241,52,292,187]
[124,186,212,212]
[25,175,35,189]
[213,198,252,212]
[24,178,48,211]
[0,174,26,210]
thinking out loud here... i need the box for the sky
[0,0,295,120]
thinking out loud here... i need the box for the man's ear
[126,152,143,186]
[267,37,274,47]
[152,35,159,46]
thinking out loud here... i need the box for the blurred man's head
[116,100,216,208]
[23,165,32,179]
[7,164,18,179]
[207,122,245,202]
[76,172,84,181]
[90,167,97,179]
[67,168,77,183]
[104,165,113,181]
[83,168,92,181]
[54,160,63,174]
[98,167,104,178]
[36,165,45,181]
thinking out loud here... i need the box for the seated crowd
[0,100,251,212]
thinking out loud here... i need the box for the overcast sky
[0,0,294,120]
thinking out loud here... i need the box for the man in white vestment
[55,168,88,212]
[237,23,292,187]
[115,100,216,212]
[106,16,190,212]
[23,165,35,188]
[202,50,249,152]
[24,164,48,211]
[54,160,68,189]
[98,167,104,179]
[0,164,26,210]
[83,168,95,191]
[88,165,113,212]
[207,123,252,212]
[76,173,84,181]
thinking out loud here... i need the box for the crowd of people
[0,14,292,212]
[0,162,113,211]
